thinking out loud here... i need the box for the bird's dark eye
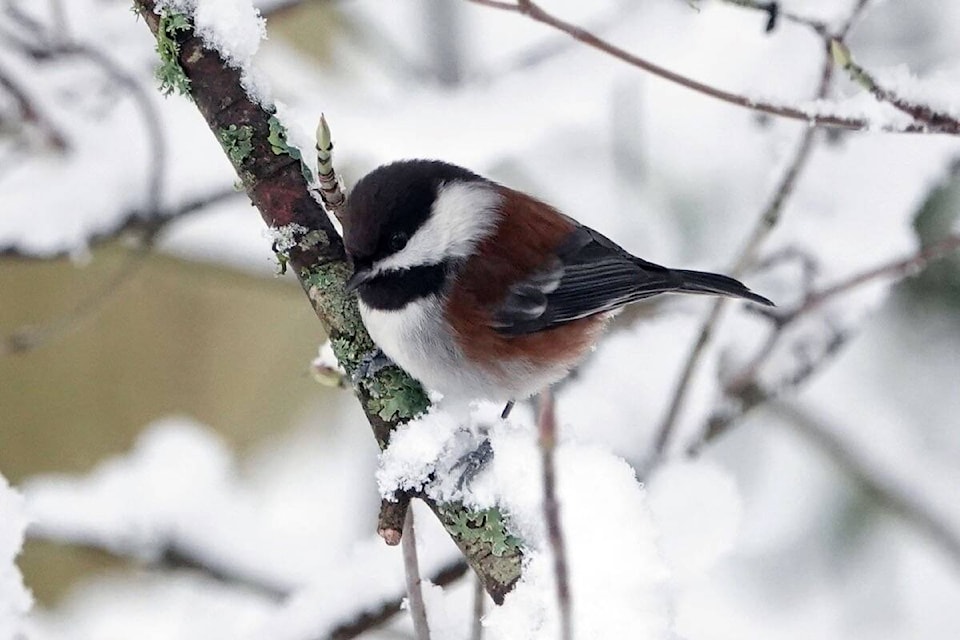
[387,231,409,253]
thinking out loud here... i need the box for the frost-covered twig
[830,40,960,134]
[721,232,960,396]
[778,233,960,326]
[652,49,835,458]
[771,400,960,571]
[697,233,960,445]
[133,0,522,603]
[402,505,432,640]
[466,0,957,134]
[538,390,572,640]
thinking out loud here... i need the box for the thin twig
[538,389,572,640]
[466,0,955,134]
[328,560,470,640]
[471,574,485,640]
[1,188,239,261]
[837,0,872,40]
[652,48,835,458]
[1,16,168,218]
[778,233,960,326]
[709,234,960,439]
[31,521,469,640]
[770,400,960,572]
[402,504,432,640]
[694,328,852,450]
[0,60,70,150]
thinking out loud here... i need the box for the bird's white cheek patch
[374,182,501,274]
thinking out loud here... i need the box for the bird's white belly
[358,297,559,402]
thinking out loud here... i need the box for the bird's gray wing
[491,225,683,335]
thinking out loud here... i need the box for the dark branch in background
[0,0,216,356]
[467,0,959,135]
[1,188,240,261]
[538,390,572,640]
[26,530,291,601]
[27,525,469,640]
[0,3,169,220]
[133,0,521,603]
[1,188,239,357]
[0,59,69,151]
[769,401,960,572]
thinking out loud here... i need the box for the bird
[342,159,772,411]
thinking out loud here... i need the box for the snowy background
[2,0,960,638]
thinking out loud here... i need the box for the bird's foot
[453,439,494,491]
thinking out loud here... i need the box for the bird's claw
[453,439,494,491]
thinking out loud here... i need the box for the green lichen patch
[218,124,254,166]
[268,115,314,183]
[299,261,429,423]
[154,8,192,97]
[364,367,430,422]
[443,506,524,558]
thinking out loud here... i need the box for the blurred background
[1,0,959,638]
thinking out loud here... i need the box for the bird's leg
[454,438,494,491]
[351,347,395,384]
[454,402,514,489]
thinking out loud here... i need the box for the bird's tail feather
[675,269,774,306]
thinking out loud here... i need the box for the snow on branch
[0,473,31,638]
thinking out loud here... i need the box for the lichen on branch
[132,0,522,603]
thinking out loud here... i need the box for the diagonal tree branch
[132,0,521,603]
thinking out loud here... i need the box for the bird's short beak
[345,266,373,293]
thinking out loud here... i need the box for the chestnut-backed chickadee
[343,160,772,405]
